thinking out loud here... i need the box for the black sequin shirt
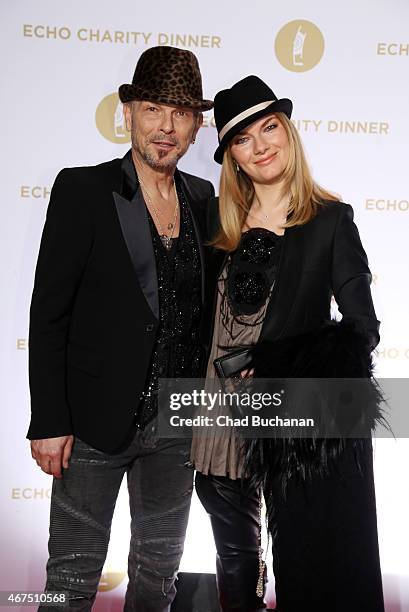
[136,179,202,427]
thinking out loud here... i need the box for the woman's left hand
[240,368,254,378]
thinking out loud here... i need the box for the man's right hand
[30,435,74,479]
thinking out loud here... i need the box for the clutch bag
[213,347,253,379]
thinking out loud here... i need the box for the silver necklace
[248,210,270,222]
[248,194,290,225]
[138,177,179,250]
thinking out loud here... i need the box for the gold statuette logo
[275,20,324,72]
[95,93,130,144]
[98,571,126,592]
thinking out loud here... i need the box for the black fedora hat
[119,46,213,112]
[213,75,293,164]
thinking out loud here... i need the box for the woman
[191,76,384,612]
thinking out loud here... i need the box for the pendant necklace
[138,177,179,250]
[248,193,290,226]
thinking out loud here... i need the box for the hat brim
[214,98,293,164]
[118,84,213,111]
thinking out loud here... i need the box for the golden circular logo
[98,570,127,592]
[95,93,131,144]
[275,20,325,72]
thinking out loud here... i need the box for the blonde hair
[212,112,339,251]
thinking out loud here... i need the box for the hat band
[218,100,276,141]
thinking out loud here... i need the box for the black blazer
[202,197,380,358]
[27,151,214,452]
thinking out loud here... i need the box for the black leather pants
[195,473,267,612]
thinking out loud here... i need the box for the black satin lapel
[120,149,138,201]
[178,174,206,304]
[113,189,159,320]
[259,225,305,341]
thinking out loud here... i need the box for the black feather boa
[243,319,386,498]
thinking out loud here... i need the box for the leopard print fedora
[118,46,213,111]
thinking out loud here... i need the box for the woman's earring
[235,163,240,173]
[192,138,196,144]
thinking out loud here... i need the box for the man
[28,46,214,611]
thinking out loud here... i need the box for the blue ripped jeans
[40,429,193,611]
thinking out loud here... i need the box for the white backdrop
[1,0,409,609]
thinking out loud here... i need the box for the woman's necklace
[248,193,290,225]
[138,177,179,250]
[248,210,270,222]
